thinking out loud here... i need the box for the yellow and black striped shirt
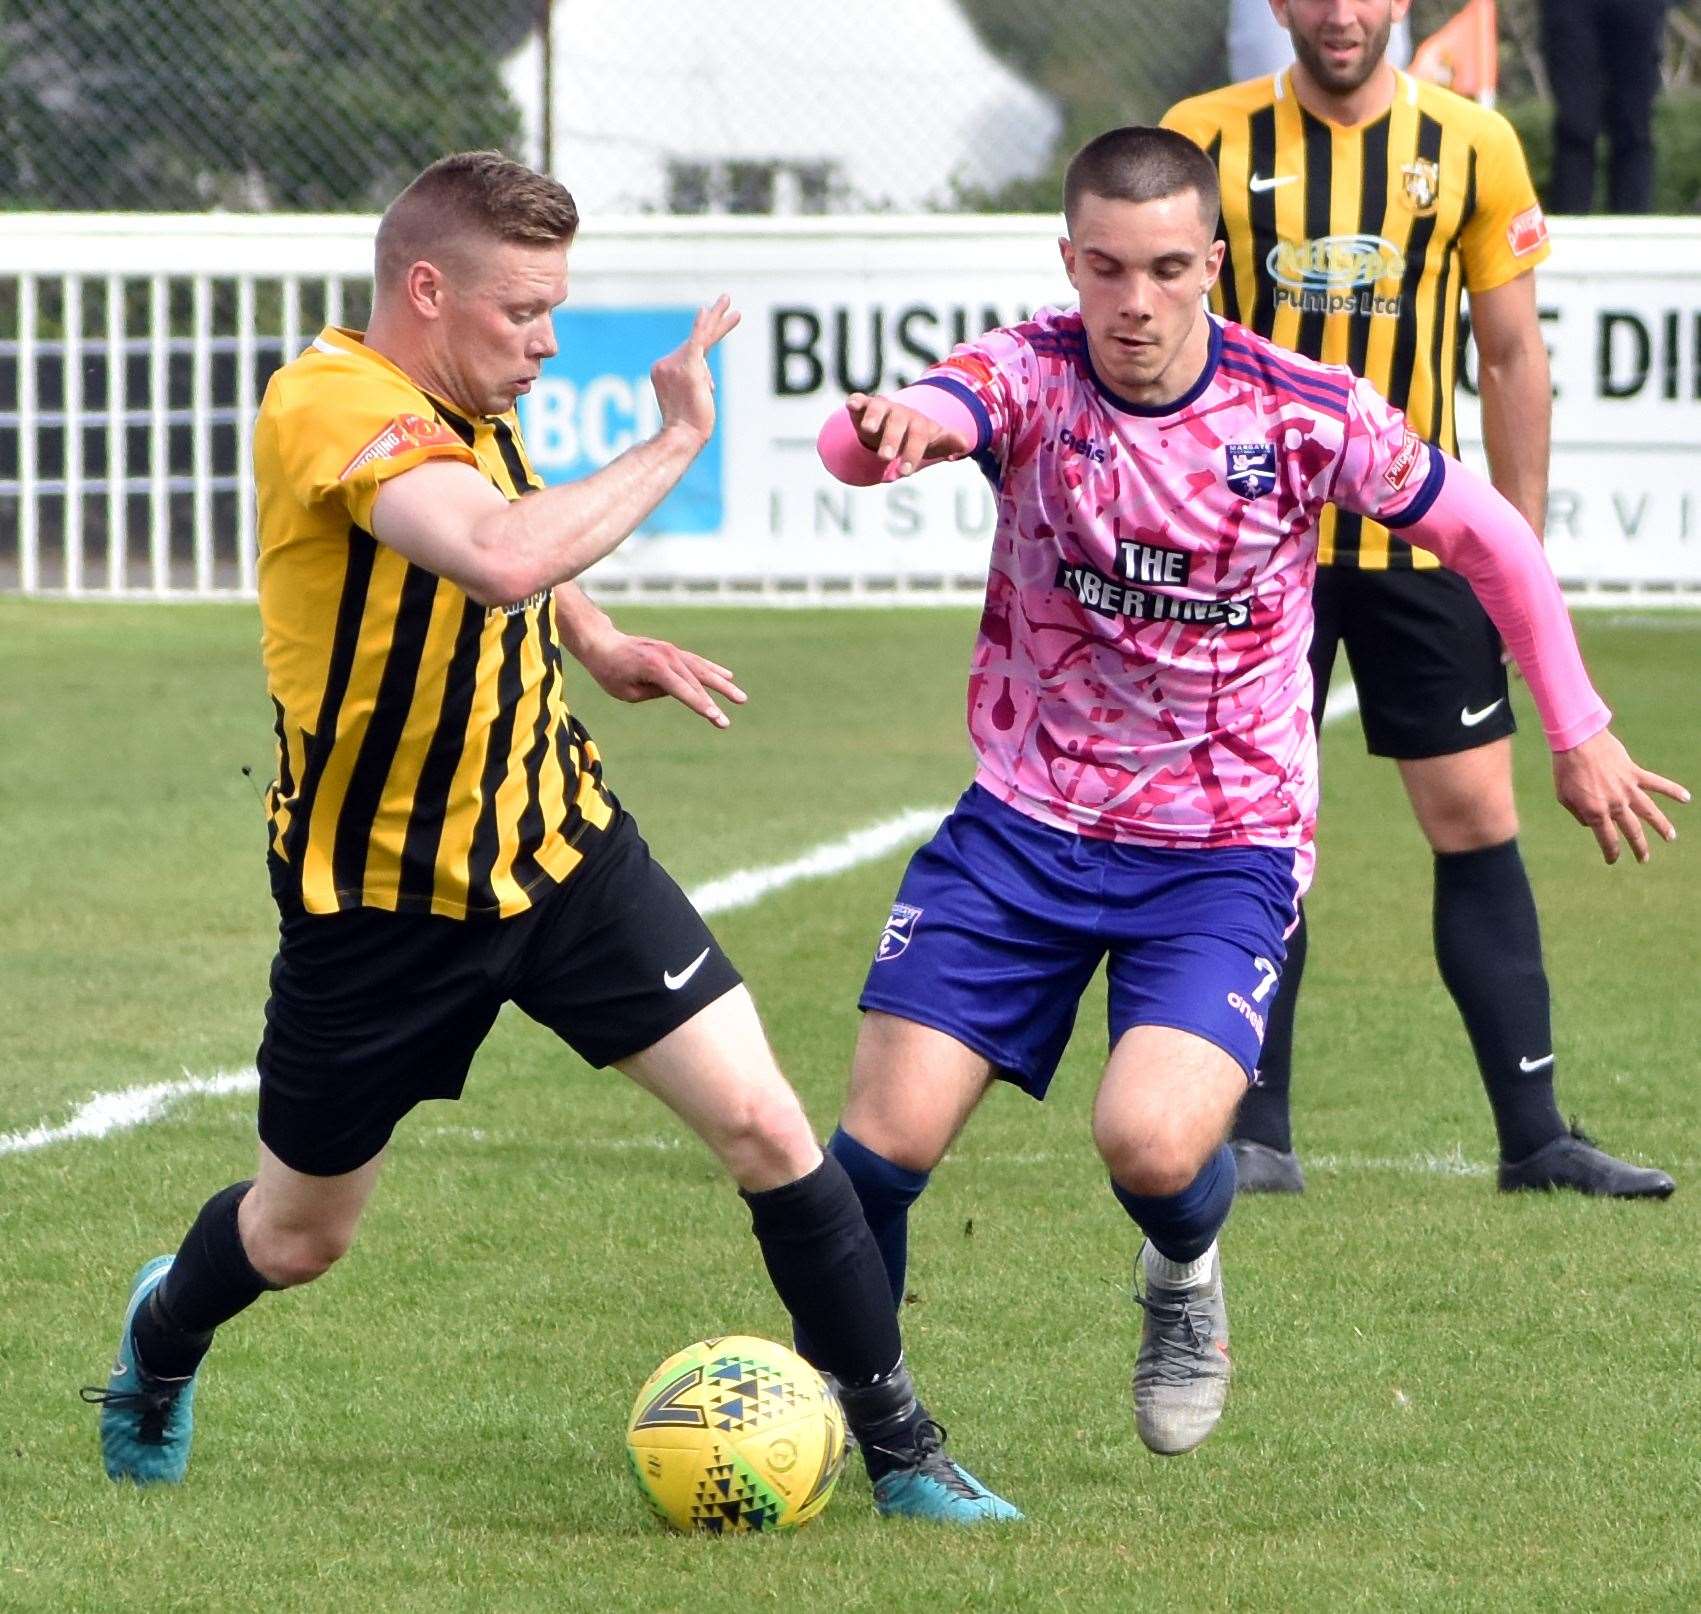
[1164,70,1550,568]
[253,327,613,919]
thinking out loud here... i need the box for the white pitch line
[0,1068,260,1159]
[1320,680,1360,726]
[964,1146,1494,1177]
[689,804,948,916]
[0,806,953,1162]
[3,685,1366,1165]
[968,1146,1701,1179]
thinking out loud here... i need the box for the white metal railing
[3,217,376,597]
[6,213,1701,605]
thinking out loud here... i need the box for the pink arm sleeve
[1401,458,1610,751]
[816,384,982,486]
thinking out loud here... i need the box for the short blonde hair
[376,151,578,286]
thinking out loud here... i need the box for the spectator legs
[1601,0,1669,213]
[1541,0,1669,214]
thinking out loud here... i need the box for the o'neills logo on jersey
[1056,561,1252,629]
[338,413,463,480]
[1267,234,1405,318]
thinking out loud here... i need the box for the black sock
[1233,906,1306,1152]
[792,1128,928,1365]
[1433,840,1566,1162]
[741,1153,904,1393]
[834,1359,930,1482]
[131,1181,273,1380]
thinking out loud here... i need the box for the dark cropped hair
[376,151,578,284]
[1063,126,1219,230]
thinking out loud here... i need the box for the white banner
[5,213,1695,599]
[1455,223,1701,589]
[526,216,1701,596]
[526,220,1061,595]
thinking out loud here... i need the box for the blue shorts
[859,786,1301,1097]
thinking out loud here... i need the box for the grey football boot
[1230,1138,1305,1194]
[1131,1241,1231,1455]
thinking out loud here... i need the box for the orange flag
[1410,0,1499,106]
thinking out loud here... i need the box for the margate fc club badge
[1224,442,1278,499]
[1400,157,1440,215]
[875,902,922,961]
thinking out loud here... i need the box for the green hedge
[1500,91,1701,215]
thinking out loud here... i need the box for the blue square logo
[517,307,723,534]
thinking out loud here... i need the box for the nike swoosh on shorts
[664,948,712,991]
[1461,700,1506,727]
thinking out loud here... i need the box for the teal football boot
[836,1361,1021,1524]
[870,1419,1022,1524]
[80,1256,199,1484]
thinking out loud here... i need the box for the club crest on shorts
[1224,442,1277,499]
[875,902,923,962]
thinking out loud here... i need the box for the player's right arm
[371,297,739,606]
[1458,111,1554,537]
[818,323,1036,486]
[1470,271,1551,536]
[817,388,978,483]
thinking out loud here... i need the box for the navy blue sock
[1110,1144,1237,1263]
[793,1128,929,1365]
[827,1127,930,1307]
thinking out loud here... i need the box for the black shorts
[1310,563,1518,759]
[256,809,742,1177]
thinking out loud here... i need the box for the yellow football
[625,1335,849,1533]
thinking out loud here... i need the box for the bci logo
[517,307,723,535]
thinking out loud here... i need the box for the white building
[504,0,1063,214]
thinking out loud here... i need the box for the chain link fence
[7,0,1695,218]
[5,1,1701,597]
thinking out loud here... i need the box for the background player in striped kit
[1164,0,1677,1198]
[82,151,1016,1525]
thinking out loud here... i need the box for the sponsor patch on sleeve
[936,353,995,389]
[1383,429,1423,493]
[1507,204,1549,258]
[338,413,464,481]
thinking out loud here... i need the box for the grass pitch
[1,599,1698,1612]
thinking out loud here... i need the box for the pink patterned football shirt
[916,307,1445,879]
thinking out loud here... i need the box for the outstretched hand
[1553,728,1689,864]
[575,624,747,730]
[845,393,973,476]
[651,295,741,447]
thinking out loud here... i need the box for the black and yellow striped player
[82,151,1018,1523]
[1165,0,1674,1199]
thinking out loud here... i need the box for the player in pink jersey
[801,127,1685,1456]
